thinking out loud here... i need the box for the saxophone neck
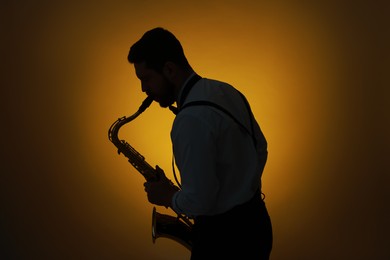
[108,96,153,143]
[139,96,154,113]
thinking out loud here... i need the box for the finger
[144,182,150,192]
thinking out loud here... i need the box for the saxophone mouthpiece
[139,96,154,112]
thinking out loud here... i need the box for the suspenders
[180,99,257,147]
[173,74,256,147]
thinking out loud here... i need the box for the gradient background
[2,1,389,259]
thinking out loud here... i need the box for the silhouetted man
[129,27,272,259]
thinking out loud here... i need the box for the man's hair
[128,27,190,72]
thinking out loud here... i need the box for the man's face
[134,62,175,108]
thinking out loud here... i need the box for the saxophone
[108,96,193,251]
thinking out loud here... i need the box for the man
[128,27,272,259]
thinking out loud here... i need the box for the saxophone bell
[152,207,193,250]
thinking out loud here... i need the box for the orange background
[2,1,389,259]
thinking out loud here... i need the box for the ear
[162,61,176,80]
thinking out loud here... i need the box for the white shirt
[171,77,268,217]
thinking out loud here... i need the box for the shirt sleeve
[171,108,220,217]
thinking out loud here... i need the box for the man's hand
[143,165,179,208]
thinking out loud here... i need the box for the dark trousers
[190,191,273,260]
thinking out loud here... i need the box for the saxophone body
[108,96,193,250]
